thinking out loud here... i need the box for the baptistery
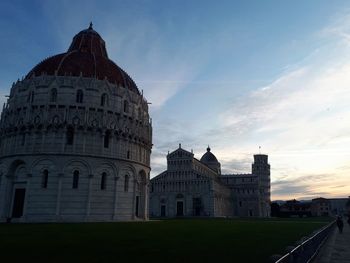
[0,24,152,222]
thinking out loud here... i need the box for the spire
[89,22,93,30]
[207,145,211,152]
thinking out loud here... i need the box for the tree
[271,202,280,217]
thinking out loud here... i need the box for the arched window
[101,172,107,190]
[66,127,74,145]
[124,175,129,192]
[100,93,108,107]
[42,169,48,188]
[176,193,184,199]
[73,170,79,189]
[123,100,129,113]
[104,130,110,148]
[50,88,57,102]
[76,89,83,103]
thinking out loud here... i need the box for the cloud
[220,154,253,174]
[272,170,349,200]
[149,12,350,199]
[320,11,350,45]
[1,1,349,200]
[38,1,208,110]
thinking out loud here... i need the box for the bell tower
[252,154,271,217]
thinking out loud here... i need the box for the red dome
[26,23,140,94]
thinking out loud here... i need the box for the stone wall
[0,155,149,222]
[0,75,152,222]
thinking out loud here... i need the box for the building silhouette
[0,24,152,222]
[150,145,271,217]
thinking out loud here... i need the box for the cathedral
[0,24,152,222]
[149,145,271,218]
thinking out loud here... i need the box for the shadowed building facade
[0,24,152,222]
[149,145,270,218]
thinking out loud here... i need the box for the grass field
[0,218,332,263]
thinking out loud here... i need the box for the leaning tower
[252,154,271,217]
[0,24,152,222]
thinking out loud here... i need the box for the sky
[0,0,350,200]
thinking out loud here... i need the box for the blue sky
[1,0,350,199]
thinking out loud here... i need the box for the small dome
[200,146,219,163]
[26,23,140,94]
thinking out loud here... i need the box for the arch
[119,164,136,193]
[92,162,118,178]
[0,163,8,176]
[29,157,57,174]
[63,159,92,176]
[176,193,184,199]
[7,160,27,178]
[93,162,117,191]
[119,164,137,178]
[5,160,28,218]
[135,170,147,186]
[0,163,8,190]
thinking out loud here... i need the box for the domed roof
[26,23,140,94]
[200,146,219,163]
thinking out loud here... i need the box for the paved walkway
[312,220,350,263]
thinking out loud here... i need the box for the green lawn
[0,218,332,263]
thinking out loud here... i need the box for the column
[82,128,87,154]
[73,128,77,153]
[3,174,12,219]
[101,130,105,155]
[0,173,3,220]
[23,173,32,220]
[132,179,136,219]
[143,182,149,220]
[55,173,64,218]
[62,128,67,152]
[23,131,29,153]
[112,176,119,220]
[86,174,93,220]
[30,132,35,153]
